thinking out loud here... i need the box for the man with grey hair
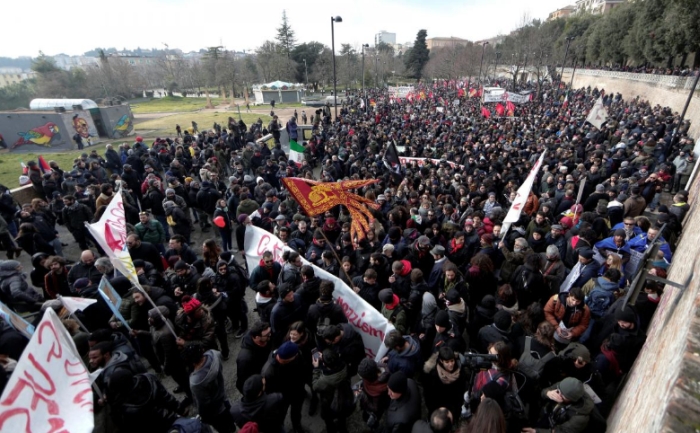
[94,257,114,276]
[540,244,567,294]
[499,237,532,283]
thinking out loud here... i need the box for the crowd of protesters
[0,75,695,433]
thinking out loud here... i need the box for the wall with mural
[0,112,73,152]
[99,105,134,139]
[59,110,98,142]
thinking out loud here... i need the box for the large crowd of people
[0,77,695,433]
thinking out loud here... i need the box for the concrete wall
[562,69,700,139]
[98,105,134,139]
[0,112,73,152]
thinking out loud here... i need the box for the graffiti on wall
[71,114,96,138]
[12,122,61,149]
[112,114,133,138]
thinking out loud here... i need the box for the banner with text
[0,308,93,432]
[398,156,465,170]
[483,91,532,104]
[502,151,547,233]
[244,226,393,361]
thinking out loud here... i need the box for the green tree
[404,29,430,80]
[31,51,59,74]
[291,42,325,83]
[202,46,223,108]
[276,10,297,59]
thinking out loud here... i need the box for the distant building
[0,70,35,88]
[548,5,576,20]
[375,30,397,46]
[575,0,626,14]
[426,37,470,50]
[52,54,99,71]
[108,53,155,66]
[475,35,506,47]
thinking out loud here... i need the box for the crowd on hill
[0,77,695,433]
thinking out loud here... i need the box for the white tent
[29,99,98,111]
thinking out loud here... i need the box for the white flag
[586,97,608,130]
[0,309,93,432]
[502,151,547,233]
[59,296,97,316]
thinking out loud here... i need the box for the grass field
[135,111,272,137]
[129,96,226,113]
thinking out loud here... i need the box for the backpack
[586,287,615,318]
[517,336,555,382]
[229,260,250,289]
[491,371,528,423]
[316,312,333,337]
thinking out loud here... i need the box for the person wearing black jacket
[262,341,307,433]
[61,195,94,250]
[235,322,272,393]
[319,323,366,379]
[231,374,286,432]
[213,259,248,339]
[126,234,164,273]
[120,164,143,202]
[383,371,421,433]
[196,180,221,226]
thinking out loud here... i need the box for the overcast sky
[4,0,571,58]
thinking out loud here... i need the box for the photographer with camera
[520,377,594,433]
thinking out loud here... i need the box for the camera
[460,351,499,371]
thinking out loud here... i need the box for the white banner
[244,226,394,361]
[483,91,531,104]
[586,97,608,130]
[0,309,93,432]
[503,151,547,225]
[398,156,465,170]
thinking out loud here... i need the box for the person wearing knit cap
[583,184,608,212]
[262,340,307,433]
[174,295,218,351]
[384,371,421,433]
[594,228,632,264]
[431,310,466,354]
[405,235,436,277]
[231,374,286,432]
[379,289,407,335]
[477,310,515,353]
[521,377,594,433]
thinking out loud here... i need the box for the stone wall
[562,69,700,139]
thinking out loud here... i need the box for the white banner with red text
[244,226,394,361]
[398,156,465,170]
[502,151,547,233]
[0,308,93,432]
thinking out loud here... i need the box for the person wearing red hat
[175,295,218,352]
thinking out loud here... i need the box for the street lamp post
[477,42,489,86]
[331,16,342,119]
[303,59,308,91]
[361,44,369,95]
[492,51,501,81]
[560,36,573,93]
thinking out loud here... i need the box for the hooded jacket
[108,373,180,433]
[384,377,421,433]
[231,391,286,432]
[386,336,422,378]
[190,350,228,418]
[306,299,348,337]
[534,383,595,433]
[249,260,282,289]
[0,260,42,304]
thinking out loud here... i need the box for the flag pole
[316,226,355,285]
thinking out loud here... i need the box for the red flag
[37,155,51,174]
[20,161,28,175]
[495,103,505,116]
[281,178,380,241]
[506,101,515,113]
[481,107,491,118]
[562,94,569,109]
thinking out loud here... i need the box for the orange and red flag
[282,178,380,241]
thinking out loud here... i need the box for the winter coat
[0,260,42,304]
[623,195,646,218]
[270,294,305,347]
[306,299,348,338]
[231,392,286,432]
[510,262,548,307]
[386,336,422,378]
[190,350,228,418]
[249,260,282,289]
[164,244,199,265]
[500,245,533,284]
[422,355,468,419]
[108,373,180,433]
[544,293,591,338]
[235,333,272,393]
[312,364,355,419]
[61,203,93,232]
[174,308,218,350]
[196,185,221,215]
[318,323,365,377]
[534,382,595,433]
[262,349,308,400]
[384,377,421,433]
[135,220,166,245]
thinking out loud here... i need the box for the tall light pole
[331,15,342,119]
[361,43,369,95]
[303,58,308,90]
[492,51,501,81]
[560,36,573,93]
[477,41,489,86]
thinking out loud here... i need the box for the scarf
[448,238,463,254]
[363,379,388,398]
[436,361,461,384]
